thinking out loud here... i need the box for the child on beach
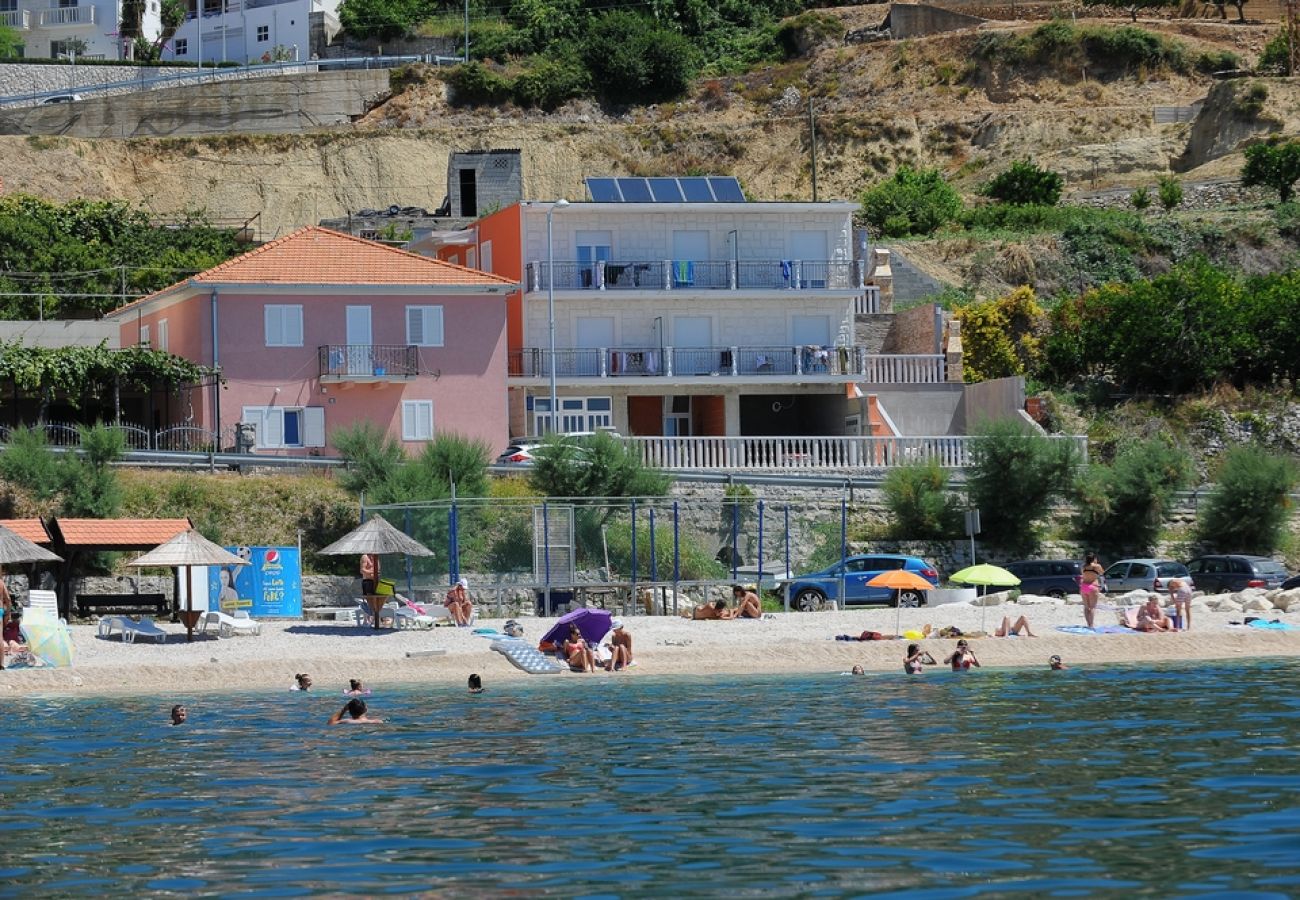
[328,698,383,725]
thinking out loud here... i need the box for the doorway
[346,305,373,375]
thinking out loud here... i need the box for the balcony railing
[318,344,418,380]
[525,259,866,292]
[629,434,1088,470]
[509,347,946,383]
[0,9,31,28]
[38,4,96,26]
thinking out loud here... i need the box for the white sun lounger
[198,610,262,637]
[98,615,169,644]
[27,590,59,618]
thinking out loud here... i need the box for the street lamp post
[545,198,569,433]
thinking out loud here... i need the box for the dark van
[1004,559,1082,598]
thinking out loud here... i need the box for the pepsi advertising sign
[209,546,303,618]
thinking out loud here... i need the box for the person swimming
[850,665,865,676]
[344,679,370,696]
[468,673,484,693]
[292,673,313,691]
[1049,655,1067,671]
[904,644,926,674]
[170,704,187,725]
[944,639,980,671]
[328,698,383,725]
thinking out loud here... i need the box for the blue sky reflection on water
[2,659,1299,896]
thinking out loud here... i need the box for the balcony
[525,259,866,293]
[318,344,418,383]
[0,9,31,28]
[508,347,947,383]
[38,4,97,26]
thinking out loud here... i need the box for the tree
[1130,185,1151,211]
[1074,438,1192,552]
[954,286,1045,382]
[528,432,669,499]
[882,459,963,539]
[153,0,186,58]
[59,425,125,518]
[1157,173,1183,211]
[860,166,963,237]
[966,419,1080,553]
[333,421,408,496]
[1242,138,1300,203]
[1123,0,1177,21]
[981,159,1064,206]
[581,12,698,105]
[1198,446,1298,553]
[1205,0,1249,22]
[0,23,23,59]
[338,0,431,42]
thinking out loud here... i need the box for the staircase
[890,250,948,305]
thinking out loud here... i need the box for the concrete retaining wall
[889,3,987,39]
[0,69,390,138]
[0,61,317,108]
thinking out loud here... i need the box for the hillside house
[104,226,517,455]
[0,0,156,59]
[160,0,340,65]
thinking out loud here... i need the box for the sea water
[2,660,1299,897]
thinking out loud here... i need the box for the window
[406,305,444,347]
[466,247,477,270]
[575,231,612,289]
[264,304,303,347]
[458,169,477,217]
[358,229,378,240]
[174,38,188,55]
[0,0,18,10]
[256,24,268,41]
[401,400,434,441]
[480,240,493,273]
[157,318,169,351]
[527,395,611,434]
[139,324,150,346]
[242,406,325,449]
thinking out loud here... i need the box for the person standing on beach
[1168,578,1193,631]
[1080,553,1105,629]
[360,553,380,595]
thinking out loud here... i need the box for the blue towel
[780,260,793,281]
[1056,625,1131,635]
[1248,620,1296,630]
[673,260,694,286]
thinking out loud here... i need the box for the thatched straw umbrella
[127,529,249,642]
[318,517,433,628]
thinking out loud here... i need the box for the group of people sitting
[561,619,633,673]
[685,585,762,620]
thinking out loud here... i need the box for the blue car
[777,554,940,611]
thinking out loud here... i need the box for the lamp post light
[546,198,569,433]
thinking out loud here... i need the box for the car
[1102,558,1193,595]
[1185,555,1289,593]
[41,93,82,104]
[495,438,545,465]
[777,554,940,611]
[1283,574,1300,591]
[1003,559,1082,599]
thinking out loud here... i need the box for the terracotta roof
[51,518,192,550]
[0,519,51,544]
[108,226,516,317]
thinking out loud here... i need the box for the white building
[0,0,158,60]
[159,0,339,64]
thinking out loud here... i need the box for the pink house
[105,227,518,456]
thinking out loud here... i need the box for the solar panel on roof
[648,177,685,202]
[616,178,653,202]
[586,178,621,202]
[708,177,746,202]
[678,177,715,202]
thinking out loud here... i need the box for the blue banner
[209,546,303,619]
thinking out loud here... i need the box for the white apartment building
[0,0,159,60]
[159,0,339,65]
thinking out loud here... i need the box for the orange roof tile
[109,226,516,317]
[0,519,52,544]
[52,518,192,550]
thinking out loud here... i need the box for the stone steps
[890,250,948,304]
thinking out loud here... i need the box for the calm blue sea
[2,660,1300,897]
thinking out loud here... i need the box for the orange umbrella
[867,570,936,592]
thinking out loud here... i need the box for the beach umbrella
[0,523,63,671]
[540,607,613,648]
[127,529,249,643]
[949,564,1021,632]
[318,517,434,629]
[868,570,937,639]
[20,607,73,668]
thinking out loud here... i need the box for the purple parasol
[540,608,613,647]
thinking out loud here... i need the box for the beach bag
[504,619,524,638]
[859,630,884,641]
[375,578,396,597]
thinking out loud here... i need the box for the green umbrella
[950,564,1021,587]
[20,608,74,668]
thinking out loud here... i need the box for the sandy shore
[3,600,1299,697]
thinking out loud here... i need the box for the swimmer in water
[328,698,383,725]
[170,704,187,725]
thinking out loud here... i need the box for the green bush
[1242,138,1300,203]
[581,12,698,105]
[528,432,670,499]
[446,60,513,106]
[337,0,432,41]
[511,53,589,110]
[1074,438,1193,552]
[774,10,844,60]
[1198,446,1299,553]
[860,166,962,237]
[1157,174,1183,211]
[413,433,492,497]
[1195,49,1241,74]
[1059,216,1151,289]
[974,22,1189,75]
[1258,29,1290,74]
[981,159,1064,206]
[333,422,406,496]
[1131,186,1151,211]
[603,519,726,582]
[0,426,61,502]
[882,459,963,539]
[966,419,1080,553]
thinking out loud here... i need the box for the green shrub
[860,166,962,237]
[511,54,589,110]
[774,10,844,60]
[0,426,61,503]
[413,433,492,497]
[1157,174,1183,211]
[882,459,963,539]
[603,520,726,581]
[1234,81,1269,120]
[954,286,1045,382]
[1275,201,1300,239]
[1195,49,1241,74]
[528,432,670,499]
[973,22,1189,75]
[1074,438,1192,552]
[1131,186,1151,211]
[966,419,1081,554]
[446,60,513,106]
[333,422,406,496]
[337,0,430,42]
[1242,138,1300,203]
[1198,446,1299,552]
[981,159,1064,206]
[581,12,698,105]
[1258,29,1290,74]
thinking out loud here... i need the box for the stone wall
[887,302,940,355]
[0,61,315,108]
[1068,180,1273,213]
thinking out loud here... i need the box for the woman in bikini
[1080,553,1105,630]
[944,639,980,671]
[564,624,596,673]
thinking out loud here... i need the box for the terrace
[524,259,870,293]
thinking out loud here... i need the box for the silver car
[1103,558,1193,595]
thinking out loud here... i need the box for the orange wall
[692,395,726,436]
[438,204,525,353]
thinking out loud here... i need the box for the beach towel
[1056,624,1131,635]
[672,260,694,286]
[1247,620,1297,630]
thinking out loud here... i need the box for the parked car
[495,438,546,466]
[1102,559,1193,595]
[1003,559,1082,599]
[777,554,940,611]
[1282,574,1300,591]
[41,93,82,104]
[1184,555,1289,593]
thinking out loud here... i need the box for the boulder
[1243,596,1275,612]
[973,591,1012,607]
[1214,598,1244,613]
[1273,590,1300,612]
[1064,593,1084,605]
[1117,589,1148,604]
[1189,600,1213,614]
[1015,593,1057,606]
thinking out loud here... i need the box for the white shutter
[158,319,169,351]
[406,306,423,345]
[406,306,444,347]
[287,306,304,346]
[402,401,434,441]
[303,407,326,448]
[241,407,265,448]
[262,408,284,448]
[481,240,493,273]
[264,306,281,346]
[140,324,150,346]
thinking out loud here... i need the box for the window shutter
[406,306,423,345]
[303,407,326,448]
[288,306,303,346]
[241,407,265,448]
[427,307,444,347]
[140,324,150,346]
[420,402,434,440]
[262,408,284,448]
[265,307,281,346]
[158,319,169,351]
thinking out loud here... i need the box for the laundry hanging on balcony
[672,260,695,287]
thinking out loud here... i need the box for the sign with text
[208,546,303,618]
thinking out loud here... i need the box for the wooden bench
[76,593,170,618]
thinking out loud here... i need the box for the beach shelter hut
[318,517,434,629]
[0,523,64,671]
[127,529,249,642]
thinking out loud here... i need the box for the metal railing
[0,9,31,28]
[629,434,1088,470]
[509,347,945,382]
[38,4,96,25]
[318,344,419,379]
[526,259,866,292]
